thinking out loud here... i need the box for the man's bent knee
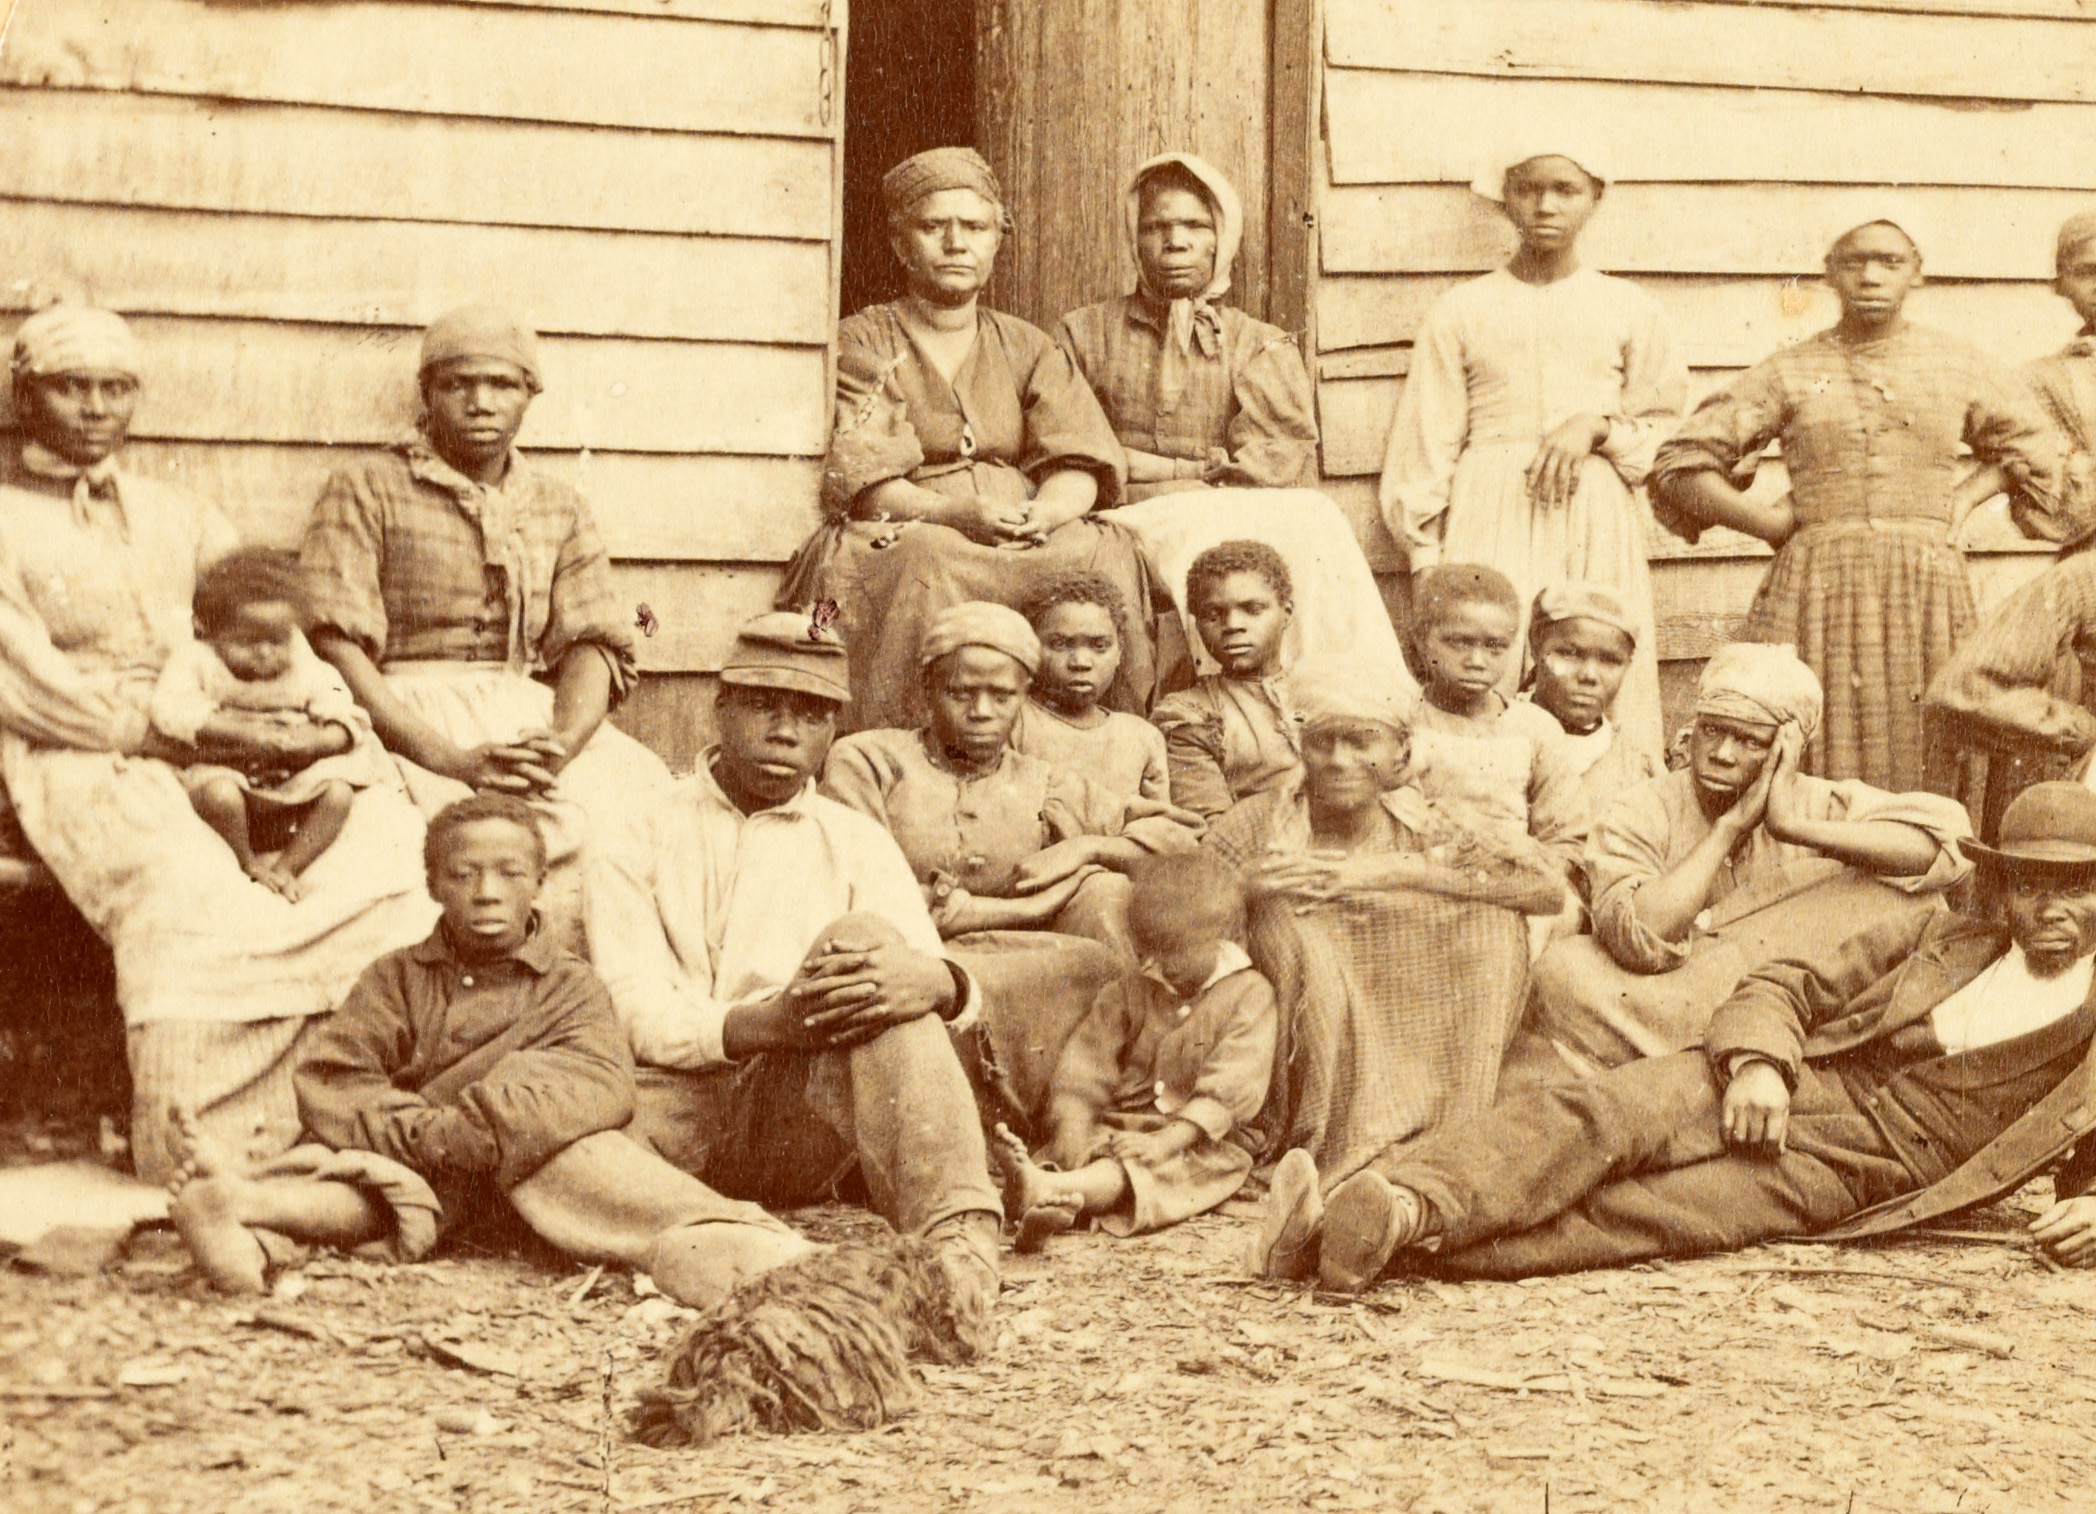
[800,912,908,971]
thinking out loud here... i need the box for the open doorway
[838,0,977,318]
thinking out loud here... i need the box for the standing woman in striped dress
[1652,221,2065,795]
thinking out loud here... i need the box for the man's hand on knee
[792,938,957,1047]
[1721,1060,1791,1157]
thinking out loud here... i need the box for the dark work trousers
[1376,1051,1906,1279]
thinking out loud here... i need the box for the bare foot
[989,1124,1082,1253]
[171,1176,269,1295]
[246,857,307,902]
[164,1103,242,1201]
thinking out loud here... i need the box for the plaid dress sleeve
[537,482,638,700]
[300,461,392,662]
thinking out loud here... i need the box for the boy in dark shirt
[169,794,804,1300]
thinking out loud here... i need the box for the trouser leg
[1381,1053,1882,1278]
[1373,1051,1729,1252]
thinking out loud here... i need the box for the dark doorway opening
[839,0,977,318]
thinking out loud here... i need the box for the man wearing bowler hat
[1258,781,2096,1289]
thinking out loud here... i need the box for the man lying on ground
[1255,781,2096,1290]
[167,794,778,1308]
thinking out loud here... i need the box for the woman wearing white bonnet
[1378,133,1685,763]
[0,299,435,1183]
[1058,152,1415,701]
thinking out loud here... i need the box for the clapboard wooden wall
[0,0,848,769]
[974,0,1275,333]
[1305,0,2096,714]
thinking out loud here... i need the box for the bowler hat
[1962,781,2096,874]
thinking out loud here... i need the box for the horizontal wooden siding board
[1326,71,2096,191]
[0,90,834,240]
[0,316,829,455]
[0,200,830,344]
[1325,0,2096,106]
[118,442,822,563]
[608,563,785,673]
[1319,184,2096,281]
[1316,273,2083,366]
[3,0,831,138]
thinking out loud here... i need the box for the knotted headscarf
[882,147,1004,220]
[1529,581,1639,652]
[1126,153,1244,414]
[2059,212,2096,270]
[1287,655,1413,733]
[419,305,542,390]
[1470,138,1610,203]
[918,600,1041,676]
[11,302,144,383]
[1694,643,1824,743]
[11,304,143,522]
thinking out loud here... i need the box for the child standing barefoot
[151,547,396,900]
[1404,565,1589,950]
[1151,541,1313,818]
[991,853,1275,1251]
[1518,582,1661,812]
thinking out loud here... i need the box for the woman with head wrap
[1528,642,1973,1078]
[821,602,1200,1117]
[0,301,435,1183]
[1055,154,1414,700]
[1652,222,2066,796]
[300,304,673,952]
[1516,581,1660,810]
[1378,142,1686,762]
[779,148,1160,735]
[1198,656,1563,1218]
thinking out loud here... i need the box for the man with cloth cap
[584,611,1006,1442]
[1528,642,1972,1078]
[1259,780,2096,1290]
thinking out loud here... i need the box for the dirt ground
[6,927,2096,1514]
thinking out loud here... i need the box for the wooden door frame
[1267,0,1320,345]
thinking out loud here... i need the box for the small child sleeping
[991,851,1276,1251]
[150,547,395,899]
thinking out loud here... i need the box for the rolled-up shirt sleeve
[1811,778,1973,894]
[1585,783,1693,974]
[539,493,639,702]
[1926,558,2096,756]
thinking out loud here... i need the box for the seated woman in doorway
[300,306,673,951]
[1530,642,1971,1077]
[821,602,1198,1118]
[0,301,435,1183]
[1204,662,1563,1210]
[1057,153,1413,702]
[779,148,1159,734]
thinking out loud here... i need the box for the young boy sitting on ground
[1150,541,1307,818]
[151,546,396,899]
[991,852,1276,1251]
[168,794,799,1306]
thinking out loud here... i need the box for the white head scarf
[1469,138,1611,204]
[1125,153,1244,411]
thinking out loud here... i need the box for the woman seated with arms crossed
[300,306,672,952]
[1203,662,1564,1231]
[1058,153,1413,702]
[0,301,434,1183]
[780,148,1160,733]
[822,602,1199,1118]
[1530,642,1971,1077]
